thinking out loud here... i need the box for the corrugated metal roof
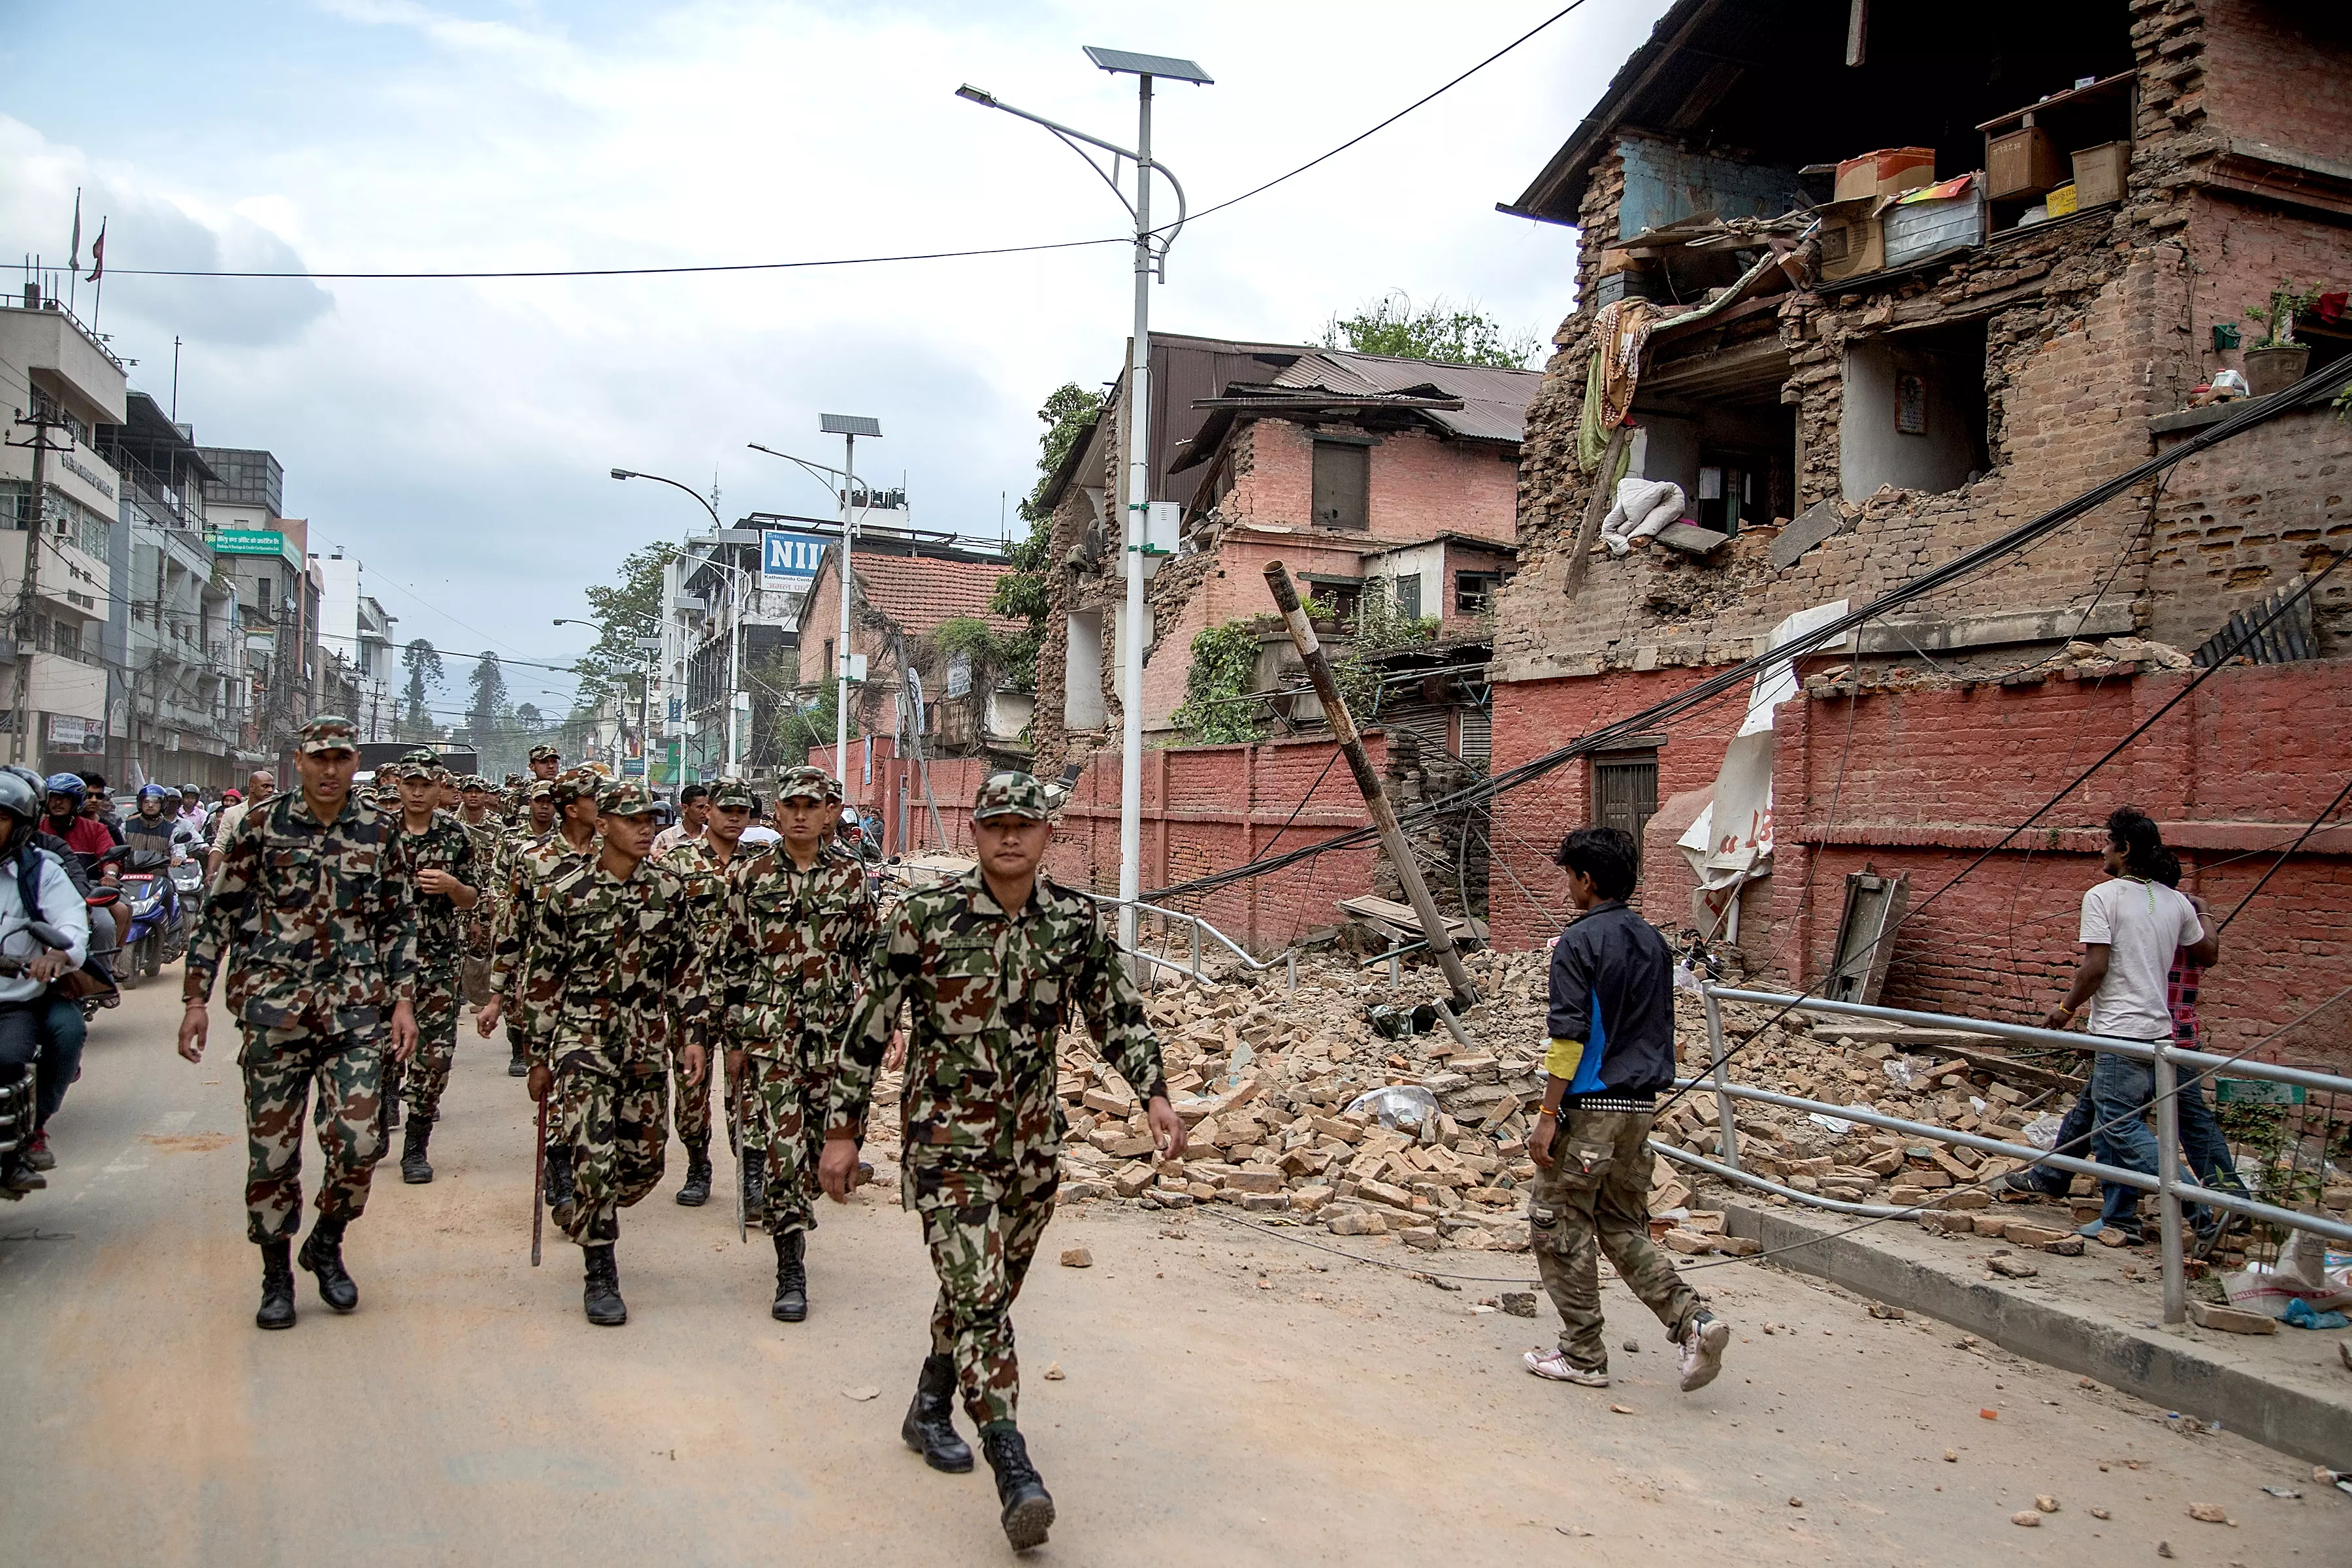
[1272,350,1541,443]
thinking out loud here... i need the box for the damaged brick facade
[1484,0,2351,1037]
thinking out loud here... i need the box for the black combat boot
[400,1116,434,1184]
[544,1143,575,1209]
[674,1141,712,1207]
[772,1227,808,1322]
[582,1245,627,1326]
[508,1039,529,1077]
[255,1238,297,1330]
[900,1354,974,1473]
[297,1217,359,1313]
[740,1151,766,1226]
[981,1426,1054,1550]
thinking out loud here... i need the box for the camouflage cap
[547,766,599,808]
[777,764,830,804]
[972,770,1051,822]
[524,778,555,804]
[298,715,360,755]
[709,776,758,811]
[528,743,561,764]
[459,774,493,793]
[824,774,846,805]
[504,773,525,788]
[597,779,661,818]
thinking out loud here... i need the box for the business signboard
[210,527,287,557]
[761,529,830,591]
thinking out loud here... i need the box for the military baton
[530,1085,547,1267]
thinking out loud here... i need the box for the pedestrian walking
[719,766,877,1320]
[178,717,419,1330]
[2043,813,2221,1245]
[819,770,1181,1552]
[659,777,757,1209]
[652,782,709,858]
[1521,826,1729,1394]
[391,751,481,1184]
[520,779,705,1325]
[455,775,502,1011]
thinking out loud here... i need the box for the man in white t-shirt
[2044,808,2219,1244]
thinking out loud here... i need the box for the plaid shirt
[2166,953,2202,1047]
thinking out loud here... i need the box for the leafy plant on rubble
[1328,585,1441,720]
[1170,619,1265,745]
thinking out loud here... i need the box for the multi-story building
[98,394,246,789]
[668,531,795,785]
[195,445,324,755]
[314,551,399,740]
[0,284,125,777]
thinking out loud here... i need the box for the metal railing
[1077,890,1298,991]
[1676,985,2352,1327]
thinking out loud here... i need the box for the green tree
[400,638,444,741]
[1321,291,1542,369]
[576,541,682,706]
[1168,619,1266,745]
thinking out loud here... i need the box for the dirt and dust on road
[0,979,2342,1566]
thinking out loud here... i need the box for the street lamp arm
[956,86,1186,272]
[610,466,723,532]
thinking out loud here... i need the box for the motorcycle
[165,855,203,962]
[115,858,180,991]
[0,920,90,1199]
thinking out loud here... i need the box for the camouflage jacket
[521,855,706,1073]
[487,828,596,1001]
[184,789,420,1034]
[397,809,481,967]
[719,842,878,1058]
[458,813,502,954]
[829,869,1165,1157]
[657,834,741,953]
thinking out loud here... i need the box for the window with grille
[1592,749,1659,847]
[1311,440,1369,531]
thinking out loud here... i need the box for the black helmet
[0,771,41,826]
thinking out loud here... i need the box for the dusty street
[2,982,2340,1567]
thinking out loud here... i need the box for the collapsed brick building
[1483,0,2352,1062]
[1029,333,1537,773]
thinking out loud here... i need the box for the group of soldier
[173,714,1183,1551]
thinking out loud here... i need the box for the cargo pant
[460,953,493,1009]
[553,1056,670,1247]
[403,962,464,1123]
[1527,1108,1702,1374]
[672,1041,713,1149]
[240,1024,386,1245]
[909,1143,1059,1430]
[743,1041,832,1236]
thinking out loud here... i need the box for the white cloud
[5,0,1661,670]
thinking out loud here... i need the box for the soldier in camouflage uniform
[482,778,559,1076]
[821,771,1183,1551]
[657,776,757,1208]
[455,776,502,1009]
[719,766,876,1320]
[389,751,482,1184]
[479,768,600,1205]
[178,716,421,1331]
[505,743,561,821]
[521,779,706,1326]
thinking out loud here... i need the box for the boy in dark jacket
[1522,827,1729,1392]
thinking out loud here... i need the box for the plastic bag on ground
[1881,1058,1916,1088]
[2021,1113,2065,1151]
[1346,1085,1441,1135]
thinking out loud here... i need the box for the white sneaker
[1523,1348,1610,1386]
[1677,1312,1730,1392]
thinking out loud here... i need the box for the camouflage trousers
[1527,1108,1702,1373]
[553,1058,670,1247]
[238,1024,385,1245]
[671,1040,713,1149]
[909,1145,1059,1429]
[402,962,464,1123]
[742,1043,833,1235]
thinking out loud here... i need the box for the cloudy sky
[1,0,1663,714]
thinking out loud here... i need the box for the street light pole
[957,47,1207,953]
[611,466,734,783]
[753,426,878,792]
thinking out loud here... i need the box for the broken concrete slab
[1771,497,1849,569]
[1653,521,1731,555]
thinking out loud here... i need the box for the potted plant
[2242,282,2320,397]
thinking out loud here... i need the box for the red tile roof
[851,552,1022,637]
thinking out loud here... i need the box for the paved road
[3,981,2341,1565]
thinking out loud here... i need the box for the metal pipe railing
[1078,891,1298,990]
[1699,985,2352,1326]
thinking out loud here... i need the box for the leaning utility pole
[5,400,68,767]
[1264,561,1479,1008]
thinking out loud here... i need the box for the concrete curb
[1720,1201,2352,1469]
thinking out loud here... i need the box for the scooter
[116,857,179,991]
[165,854,203,962]
[0,920,89,1200]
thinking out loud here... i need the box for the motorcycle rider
[0,772,91,1198]
[124,786,177,870]
[42,776,115,872]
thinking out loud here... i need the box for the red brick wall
[1771,662,2352,1071]
[1225,420,1520,546]
[2194,1,2352,168]
[811,733,1383,955]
